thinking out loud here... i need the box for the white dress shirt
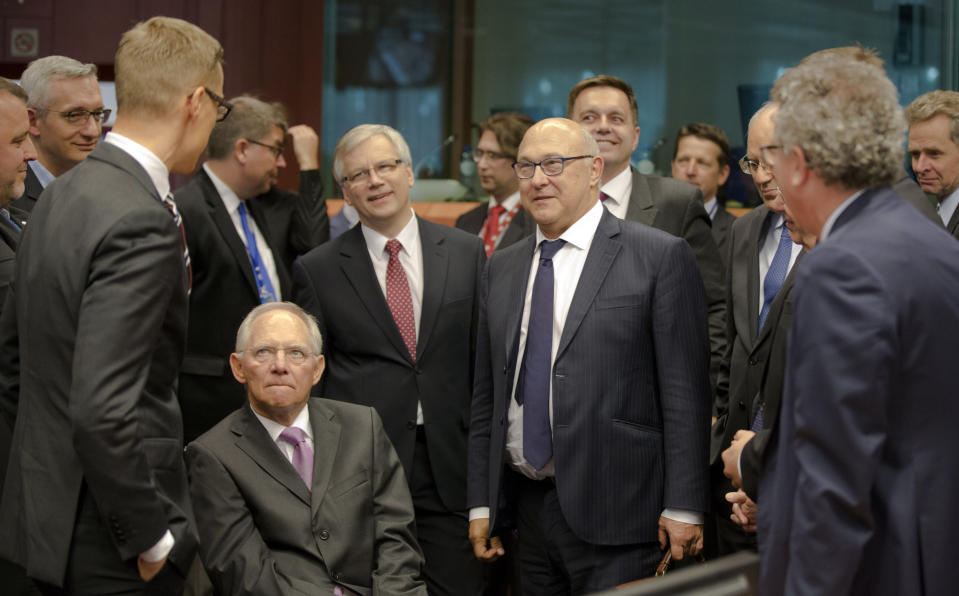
[204,164,282,299]
[470,199,701,525]
[757,213,803,315]
[101,131,175,563]
[703,197,718,220]
[936,187,959,229]
[361,209,425,424]
[253,405,314,464]
[28,159,55,188]
[598,165,632,219]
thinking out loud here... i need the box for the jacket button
[319,529,330,540]
[749,358,758,365]
[331,571,340,581]
[737,401,746,409]
[407,420,416,430]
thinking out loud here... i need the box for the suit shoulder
[641,174,701,205]
[297,229,348,267]
[455,203,486,232]
[731,205,767,231]
[188,407,246,451]
[312,398,378,426]
[420,218,484,254]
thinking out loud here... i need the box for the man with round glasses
[456,112,536,255]
[14,55,105,212]
[174,95,329,444]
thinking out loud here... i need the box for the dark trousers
[411,427,483,596]
[35,486,185,596]
[513,473,661,595]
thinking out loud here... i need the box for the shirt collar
[204,163,242,213]
[489,190,521,212]
[535,197,604,251]
[937,186,959,224]
[361,208,419,257]
[28,159,55,188]
[252,402,313,443]
[599,165,632,205]
[103,132,170,198]
[820,189,866,242]
[703,197,718,219]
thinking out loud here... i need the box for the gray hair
[771,55,905,189]
[747,102,777,139]
[235,302,323,355]
[904,90,959,147]
[207,95,289,160]
[20,55,98,109]
[333,124,411,182]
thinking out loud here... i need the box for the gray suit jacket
[454,202,536,252]
[468,208,711,545]
[186,399,426,596]
[711,204,736,264]
[0,142,196,586]
[624,168,726,382]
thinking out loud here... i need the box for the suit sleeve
[291,257,331,398]
[652,239,711,512]
[739,429,768,500]
[287,170,330,254]
[369,408,428,595]
[678,192,727,387]
[782,249,893,595]
[467,258,494,512]
[185,441,310,596]
[69,208,183,559]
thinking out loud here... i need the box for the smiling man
[906,90,959,239]
[175,95,329,443]
[186,302,426,595]
[13,55,105,212]
[292,124,485,595]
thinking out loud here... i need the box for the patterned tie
[161,192,192,292]
[483,204,506,256]
[758,220,791,330]
[0,208,22,232]
[237,203,278,303]
[750,404,764,433]
[278,426,314,489]
[385,239,417,361]
[517,239,566,470]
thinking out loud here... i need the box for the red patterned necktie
[385,239,417,361]
[483,205,506,256]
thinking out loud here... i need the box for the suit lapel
[308,400,340,514]
[753,250,803,349]
[505,235,537,367]
[948,207,959,237]
[555,211,621,359]
[417,218,446,359]
[338,226,413,364]
[745,208,770,343]
[232,406,311,506]
[197,170,260,297]
[624,167,658,226]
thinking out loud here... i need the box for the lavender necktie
[278,426,314,489]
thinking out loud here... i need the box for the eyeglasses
[759,145,782,169]
[472,148,510,163]
[512,155,593,179]
[247,138,285,159]
[204,88,233,122]
[240,344,315,365]
[341,159,405,186]
[738,152,776,176]
[41,108,112,126]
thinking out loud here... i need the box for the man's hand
[726,490,757,533]
[468,518,504,563]
[137,555,166,582]
[657,517,703,560]
[288,124,319,171]
[721,429,755,488]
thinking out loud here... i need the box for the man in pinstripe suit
[467,118,711,593]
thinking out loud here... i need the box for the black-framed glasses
[759,145,782,169]
[341,159,405,186]
[472,148,510,163]
[204,87,232,122]
[512,155,593,179]
[41,108,111,126]
[246,138,285,159]
[239,344,315,365]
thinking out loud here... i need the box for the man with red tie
[456,112,536,255]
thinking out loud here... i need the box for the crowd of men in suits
[0,17,958,596]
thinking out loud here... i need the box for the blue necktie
[237,202,277,303]
[758,220,791,331]
[517,239,565,471]
[0,209,22,232]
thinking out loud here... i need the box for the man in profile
[14,55,106,212]
[186,302,426,595]
[0,17,225,593]
[456,112,536,254]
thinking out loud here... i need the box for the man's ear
[312,355,325,386]
[229,352,247,385]
[27,108,41,136]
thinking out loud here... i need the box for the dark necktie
[161,192,192,292]
[517,238,565,470]
[385,239,417,361]
[237,202,278,303]
[278,426,314,489]
[758,220,791,330]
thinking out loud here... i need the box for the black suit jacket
[174,168,329,443]
[0,142,196,586]
[454,202,536,252]
[0,205,26,512]
[468,208,711,545]
[893,172,942,226]
[292,218,485,511]
[186,399,426,596]
[624,168,726,382]
[711,204,736,264]
[11,167,41,213]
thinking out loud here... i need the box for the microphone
[414,134,457,176]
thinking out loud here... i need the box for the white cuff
[468,507,490,522]
[140,529,174,562]
[661,508,704,525]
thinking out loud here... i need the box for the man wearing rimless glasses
[13,55,106,213]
